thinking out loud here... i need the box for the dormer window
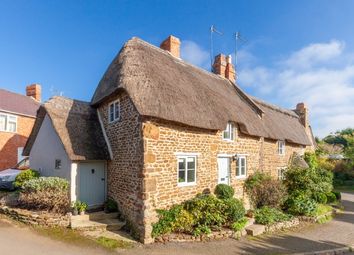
[222,123,234,141]
[278,140,285,155]
[109,100,120,123]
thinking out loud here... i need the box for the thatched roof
[23,96,110,161]
[91,37,311,146]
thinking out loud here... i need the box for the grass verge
[33,226,133,250]
[96,236,134,250]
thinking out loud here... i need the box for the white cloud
[180,40,210,69]
[284,40,345,69]
[238,40,354,138]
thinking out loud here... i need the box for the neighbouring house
[0,85,41,170]
[24,35,316,243]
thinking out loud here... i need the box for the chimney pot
[26,84,41,102]
[160,35,181,58]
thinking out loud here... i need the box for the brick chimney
[213,54,227,77]
[160,35,181,58]
[225,55,236,82]
[295,102,309,127]
[26,84,41,102]
[213,54,236,83]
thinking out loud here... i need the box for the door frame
[77,161,107,208]
[217,155,232,185]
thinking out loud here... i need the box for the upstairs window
[177,155,197,186]
[278,140,285,155]
[0,113,17,133]
[222,123,234,141]
[236,156,247,178]
[109,100,120,123]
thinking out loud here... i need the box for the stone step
[245,224,265,236]
[88,211,119,221]
[71,218,125,231]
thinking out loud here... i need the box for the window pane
[109,104,114,121]
[236,162,240,176]
[187,169,195,182]
[187,157,195,170]
[178,171,185,182]
[178,158,186,171]
[0,115,6,131]
[223,131,230,139]
[8,122,16,132]
[114,102,120,120]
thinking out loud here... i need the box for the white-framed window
[108,100,120,123]
[177,155,197,186]
[278,167,287,180]
[222,122,234,141]
[236,156,247,178]
[278,140,285,155]
[55,159,62,169]
[0,113,17,133]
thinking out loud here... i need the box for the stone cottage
[0,85,41,170]
[24,35,316,243]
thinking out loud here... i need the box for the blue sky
[1,0,354,137]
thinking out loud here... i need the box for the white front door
[79,162,106,207]
[218,157,230,184]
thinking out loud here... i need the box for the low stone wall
[265,217,300,233]
[155,228,247,243]
[0,206,70,227]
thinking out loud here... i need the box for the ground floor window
[177,155,196,186]
[278,167,287,180]
[236,156,247,178]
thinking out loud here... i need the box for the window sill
[0,130,17,134]
[236,176,247,180]
[178,182,196,187]
[108,118,121,124]
[222,139,234,142]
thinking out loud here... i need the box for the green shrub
[284,167,333,196]
[326,192,337,203]
[244,172,271,191]
[184,194,227,229]
[313,192,327,204]
[223,198,246,222]
[284,191,317,216]
[231,217,248,231]
[14,169,40,188]
[254,206,292,225]
[105,197,118,213]
[332,191,341,200]
[214,184,235,199]
[304,152,318,169]
[19,177,70,214]
[192,225,211,236]
[245,173,287,208]
[152,205,184,237]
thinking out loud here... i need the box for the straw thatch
[23,96,109,161]
[91,37,311,145]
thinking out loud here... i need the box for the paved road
[0,218,111,255]
[0,191,353,255]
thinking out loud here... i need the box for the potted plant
[72,201,79,216]
[78,201,88,215]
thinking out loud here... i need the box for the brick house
[0,85,41,170]
[24,36,316,243]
